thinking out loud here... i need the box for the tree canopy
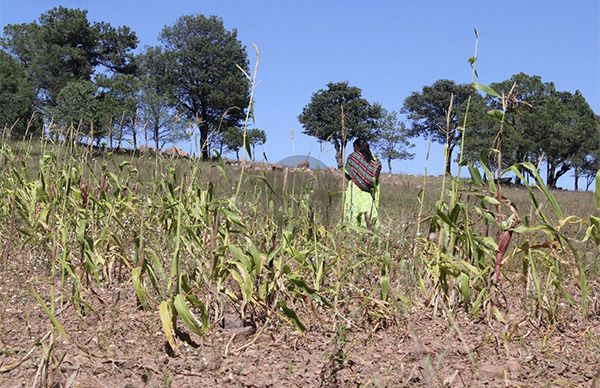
[375,110,414,173]
[402,79,485,174]
[536,90,598,188]
[157,14,250,159]
[463,73,598,188]
[298,81,382,168]
[1,6,137,106]
[0,51,37,136]
[222,126,267,161]
[463,73,553,169]
[2,7,599,190]
[138,48,188,152]
[51,79,105,138]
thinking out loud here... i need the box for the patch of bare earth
[1,255,599,387]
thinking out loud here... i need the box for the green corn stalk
[510,163,588,309]
[32,289,66,338]
[173,293,207,336]
[159,300,178,352]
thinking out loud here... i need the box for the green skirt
[343,180,380,228]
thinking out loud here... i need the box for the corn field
[0,37,599,380]
[1,123,599,385]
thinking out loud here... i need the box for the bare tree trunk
[200,124,209,160]
[445,143,454,175]
[337,104,346,169]
[117,129,123,151]
[116,112,125,151]
[554,164,571,187]
[200,104,210,160]
[144,121,148,148]
[109,120,114,150]
[154,124,160,153]
[546,160,555,188]
[132,127,137,150]
[334,141,343,169]
[586,176,594,191]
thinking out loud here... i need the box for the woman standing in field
[343,138,382,229]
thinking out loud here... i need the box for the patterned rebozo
[345,151,382,192]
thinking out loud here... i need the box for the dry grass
[1,136,599,386]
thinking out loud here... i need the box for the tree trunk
[574,166,579,191]
[445,143,454,175]
[334,141,343,169]
[200,124,209,160]
[132,127,137,150]
[117,129,123,151]
[235,149,239,161]
[154,124,160,153]
[199,105,209,160]
[514,175,522,185]
[586,176,594,191]
[117,112,125,151]
[144,122,148,148]
[554,164,571,186]
[546,160,557,188]
[387,158,392,174]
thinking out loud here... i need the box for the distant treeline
[0,7,262,161]
[1,7,598,188]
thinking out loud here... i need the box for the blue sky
[1,0,598,188]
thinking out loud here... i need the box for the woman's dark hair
[353,138,374,161]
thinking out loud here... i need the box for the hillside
[0,138,599,387]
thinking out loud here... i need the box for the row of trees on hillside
[298,81,414,173]
[404,74,599,189]
[0,7,262,159]
[2,7,598,186]
[298,75,599,188]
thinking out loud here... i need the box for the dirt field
[2,251,599,387]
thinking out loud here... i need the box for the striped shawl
[345,151,381,192]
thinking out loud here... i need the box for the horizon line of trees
[0,6,262,160]
[298,76,599,189]
[2,7,598,188]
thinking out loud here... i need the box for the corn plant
[415,43,597,324]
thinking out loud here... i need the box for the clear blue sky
[1,0,599,188]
